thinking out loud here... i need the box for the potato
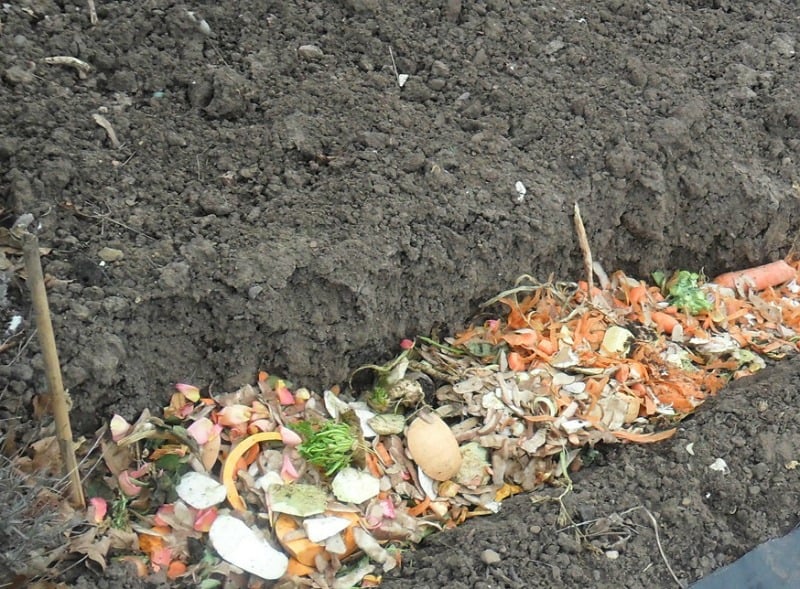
[406,412,462,481]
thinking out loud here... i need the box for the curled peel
[222,431,282,511]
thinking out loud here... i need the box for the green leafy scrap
[653,270,713,315]
[297,421,359,477]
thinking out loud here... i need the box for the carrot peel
[613,428,677,443]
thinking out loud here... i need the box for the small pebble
[480,549,501,565]
[98,247,124,262]
[297,44,324,61]
[605,550,619,560]
[431,60,450,77]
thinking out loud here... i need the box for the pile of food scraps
[59,259,800,587]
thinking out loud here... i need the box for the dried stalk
[573,202,594,297]
[22,232,85,508]
[87,0,97,25]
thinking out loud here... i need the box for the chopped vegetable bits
[90,259,800,587]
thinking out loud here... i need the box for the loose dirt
[1,0,799,587]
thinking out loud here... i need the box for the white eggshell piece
[331,467,381,504]
[303,516,352,543]
[175,471,227,509]
[325,532,348,555]
[324,389,350,419]
[418,466,437,500]
[255,471,283,491]
[353,405,378,438]
[209,515,288,580]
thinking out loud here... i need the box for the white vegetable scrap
[303,515,353,543]
[175,471,227,509]
[331,467,381,504]
[209,515,288,580]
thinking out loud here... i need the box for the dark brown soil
[1,0,799,587]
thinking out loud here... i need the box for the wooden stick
[573,202,594,298]
[22,232,85,508]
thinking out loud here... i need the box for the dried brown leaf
[67,527,111,570]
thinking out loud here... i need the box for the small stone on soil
[297,45,325,61]
[480,549,501,565]
[98,247,124,262]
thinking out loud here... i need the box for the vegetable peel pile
[58,258,800,587]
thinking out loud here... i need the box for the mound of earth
[1,0,798,587]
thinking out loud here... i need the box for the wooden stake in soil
[573,202,594,298]
[22,231,86,508]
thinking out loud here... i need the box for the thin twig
[77,425,107,483]
[641,507,686,589]
[388,47,402,86]
[389,47,399,78]
[0,330,24,354]
[22,231,85,508]
[573,201,594,297]
[65,202,155,240]
[4,328,36,367]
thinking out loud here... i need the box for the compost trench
[1,1,799,587]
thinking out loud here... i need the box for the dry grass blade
[0,438,71,581]
[87,0,97,25]
[640,506,686,588]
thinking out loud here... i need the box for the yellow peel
[222,431,282,511]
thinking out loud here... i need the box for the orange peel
[222,431,282,511]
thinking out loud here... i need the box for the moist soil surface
[1,1,799,587]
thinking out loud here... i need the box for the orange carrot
[374,442,393,466]
[137,531,165,555]
[118,555,149,577]
[651,311,679,334]
[629,382,656,415]
[614,364,630,383]
[235,441,261,473]
[408,496,431,517]
[274,514,326,566]
[522,414,556,423]
[365,450,383,478]
[166,561,187,580]
[327,510,360,556]
[628,283,647,306]
[727,326,750,347]
[713,260,795,291]
[652,381,702,413]
[286,557,316,577]
[499,298,528,329]
[585,376,609,400]
[537,338,556,355]
[507,351,527,371]
[576,281,603,299]
[502,330,539,349]
[757,340,786,355]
